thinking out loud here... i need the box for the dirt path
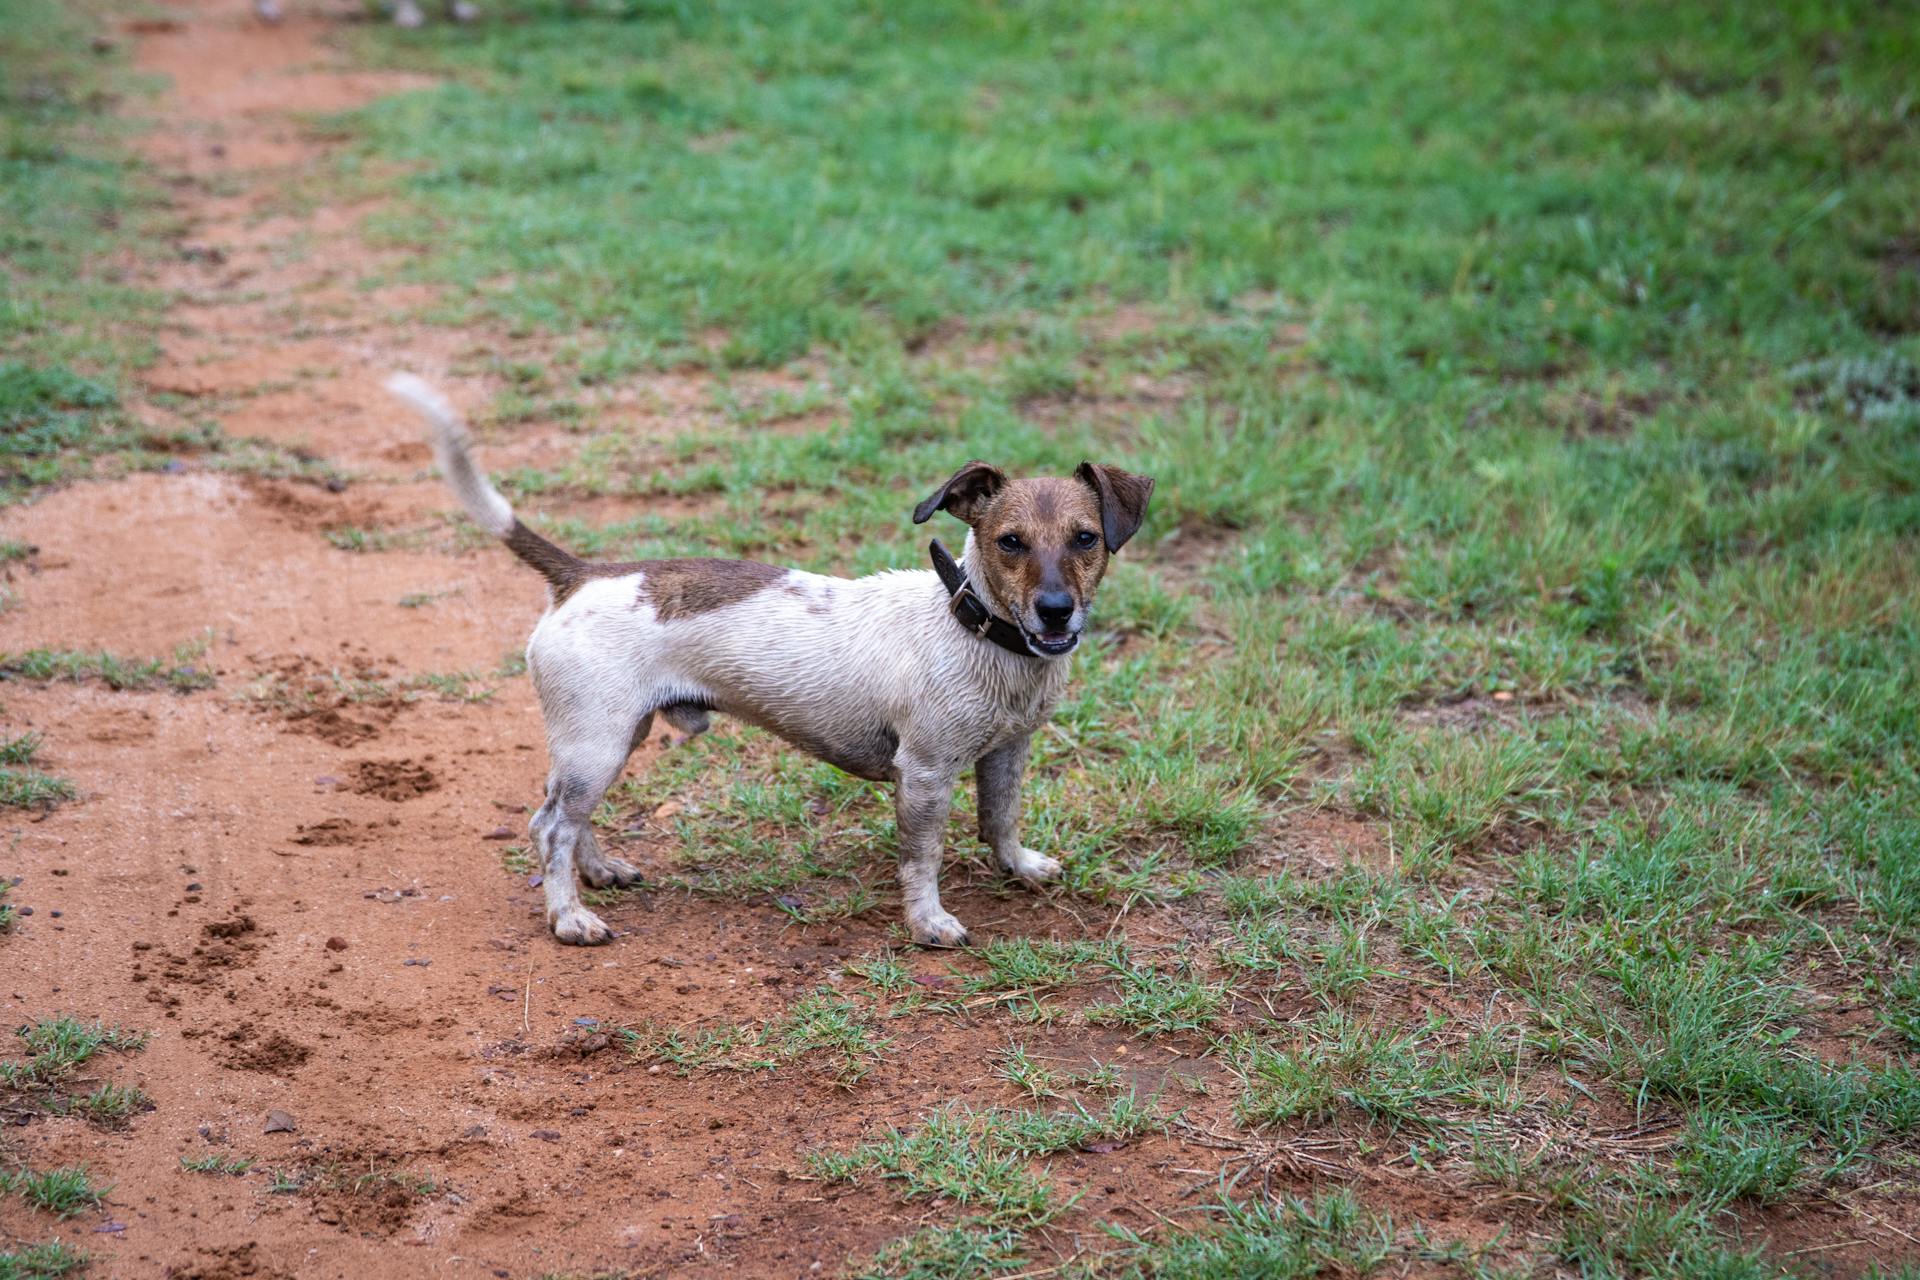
[0,5,1215,1277]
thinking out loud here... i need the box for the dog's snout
[1035,592,1075,629]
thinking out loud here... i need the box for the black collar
[929,539,1037,658]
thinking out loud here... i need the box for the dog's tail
[385,373,586,595]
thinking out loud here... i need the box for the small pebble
[186,882,202,891]
[325,936,348,952]
[17,907,31,917]
[49,910,61,919]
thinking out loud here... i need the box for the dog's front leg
[894,758,969,947]
[977,736,1062,887]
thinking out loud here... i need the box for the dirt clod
[350,758,439,802]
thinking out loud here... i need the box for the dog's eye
[1073,530,1099,550]
[997,533,1026,553]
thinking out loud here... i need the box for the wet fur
[387,375,1152,948]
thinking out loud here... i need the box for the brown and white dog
[387,374,1153,948]
[253,0,477,26]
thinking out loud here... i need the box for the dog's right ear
[912,460,1007,526]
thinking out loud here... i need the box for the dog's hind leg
[571,712,652,893]
[530,716,644,945]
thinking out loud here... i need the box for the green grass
[1095,1191,1394,1279]
[0,731,74,811]
[808,1096,1162,1226]
[0,1017,148,1091]
[850,1222,1024,1280]
[1084,958,1226,1036]
[0,1166,106,1220]
[47,1083,150,1129]
[185,0,1920,1270]
[0,1240,86,1280]
[0,767,72,811]
[0,0,356,503]
[179,1154,255,1177]
[0,732,45,766]
[0,644,214,693]
[623,988,892,1086]
[0,0,166,500]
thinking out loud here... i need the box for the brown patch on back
[635,558,785,621]
[500,516,786,616]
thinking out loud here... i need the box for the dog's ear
[912,460,1007,526]
[1074,462,1156,551]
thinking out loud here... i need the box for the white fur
[390,377,1080,948]
[386,373,514,537]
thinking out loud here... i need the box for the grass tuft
[0,1017,148,1091]
[623,989,891,1086]
[808,1097,1161,1225]
[0,645,213,693]
[0,1239,87,1279]
[0,1166,106,1219]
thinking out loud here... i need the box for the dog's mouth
[1022,626,1080,657]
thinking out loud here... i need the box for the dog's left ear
[1074,462,1156,552]
[913,460,1007,526]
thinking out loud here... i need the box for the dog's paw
[1005,847,1062,886]
[580,856,646,890]
[549,905,613,946]
[908,910,972,949]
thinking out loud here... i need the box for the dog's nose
[1035,592,1075,629]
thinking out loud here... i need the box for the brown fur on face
[975,477,1110,629]
[913,460,1155,645]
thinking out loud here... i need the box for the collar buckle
[949,585,993,635]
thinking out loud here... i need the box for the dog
[387,374,1153,948]
[253,0,477,26]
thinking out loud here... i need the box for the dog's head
[913,460,1155,657]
